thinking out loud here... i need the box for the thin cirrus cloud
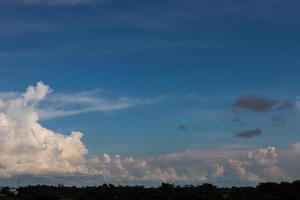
[0,84,157,120]
[38,94,152,119]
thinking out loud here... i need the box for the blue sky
[0,0,300,186]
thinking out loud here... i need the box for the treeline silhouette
[1,181,300,200]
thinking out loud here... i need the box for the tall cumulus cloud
[0,82,89,177]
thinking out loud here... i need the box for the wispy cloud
[0,84,160,120]
[39,90,160,119]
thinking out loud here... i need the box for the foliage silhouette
[0,181,300,200]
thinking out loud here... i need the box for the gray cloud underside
[234,129,262,138]
[233,95,296,112]
[177,124,189,130]
[233,96,278,112]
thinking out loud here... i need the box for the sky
[0,0,300,187]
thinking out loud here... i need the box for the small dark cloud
[233,95,297,113]
[232,95,278,112]
[177,124,189,130]
[234,129,262,138]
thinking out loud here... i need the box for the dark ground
[1,181,300,200]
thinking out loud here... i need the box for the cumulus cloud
[234,129,262,138]
[0,82,88,177]
[211,163,224,177]
[154,146,287,184]
[88,154,196,183]
[227,146,286,183]
[248,146,285,178]
[248,146,278,166]
[228,159,262,183]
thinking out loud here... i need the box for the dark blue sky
[1,0,300,94]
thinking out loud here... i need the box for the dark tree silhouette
[0,181,300,200]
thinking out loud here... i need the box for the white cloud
[0,82,88,177]
[85,146,289,184]
[23,81,50,104]
[228,159,262,183]
[87,153,208,183]
[157,147,287,184]
[248,146,278,166]
[226,146,286,183]
[211,163,224,177]
[248,146,284,178]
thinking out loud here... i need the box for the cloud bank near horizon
[0,82,299,185]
